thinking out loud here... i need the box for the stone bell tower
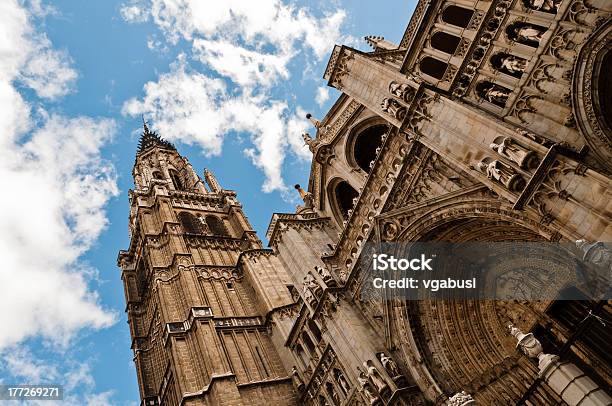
[117,123,298,406]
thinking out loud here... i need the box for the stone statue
[447,391,475,406]
[363,361,387,392]
[500,55,527,74]
[318,395,331,406]
[512,25,545,44]
[316,266,337,287]
[295,184,314,208]
[291,366,305,392]
[326,382,340,405]
[305,273,322,295]
[525,0,561,13]
[476,160,525,192]
[490,137,538,169]
[303,285,317,305]
[334,368,350,395]
[381,98,407,120]
[379,352,400,377]
[357,372,379,405]
[302,132,319,152]
[388,81,415,102]
[483,86,510,105]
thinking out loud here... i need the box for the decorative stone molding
[447,391,475,406]
[451,0,512,97]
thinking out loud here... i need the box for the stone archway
[573,20,612,173]
[382,200,570,405]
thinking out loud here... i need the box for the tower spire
[136,119,176,155]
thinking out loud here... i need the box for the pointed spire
[204,169,222,193]
[137,118,176,154]
[364,36,397,52]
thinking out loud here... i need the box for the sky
[0,0,415,404]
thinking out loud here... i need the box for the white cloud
[122,59,291,192]
[1,347,119,405]
[0,0,118,353]
[119,1,149,23]
[120,0,349,194]
[192,39,290,88]
[315,86,330,107]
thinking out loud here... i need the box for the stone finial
[447,391,475,406]
[302,132,319,152]
[364,35,397,51]
[295,184,314,208]
[204,169,222,193]
[508,324,559,373]
[306,113,323,128]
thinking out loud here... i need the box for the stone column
[509,324,612,405]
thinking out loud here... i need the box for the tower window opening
[430,32,462,55]
[169,169,183,190]
[334,181,359,221]
[206,215,229,237]
[419,57,448,80]
[441,5,474,28]
[353,124,387,173]
[178,211,203,234]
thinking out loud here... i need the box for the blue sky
[0,1,414,404]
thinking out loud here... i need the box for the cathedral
[117,1,612,405]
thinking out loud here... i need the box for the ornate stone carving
[316,266,337,287]
[292,366,306,392]
[475,158,526,192]
[506,22,547,47]
[476,82,512,107]
[363,361,388,392]
[447,391,475,406]
[381,98,407,120]
[379,352,401,378]
[357,371,379,405]
[508,324,559,372]
[388,81,415,103]
[491,53,528,78]
[451,1,512,97]
[490,136,539,169]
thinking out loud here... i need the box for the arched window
[205,215,229,236]
[294,344,307,367]
[419,57,448,80]
[430,32,461,54]
[301,332,316,354]
[169,169,183,190]
[490,53,528,78]
[506,22,547,48]
[334,181,359,221]
[353,124,387,173]
[152,171,163,180]
[178,211,203,234]
[308,319,322,343]
[441,6,474,28]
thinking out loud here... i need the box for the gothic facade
[118,1,612,405]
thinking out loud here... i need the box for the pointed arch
[169,169,183,190]
[178,211,203,234]
[205,215,229,237]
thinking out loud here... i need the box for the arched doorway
[383,202,578,404]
